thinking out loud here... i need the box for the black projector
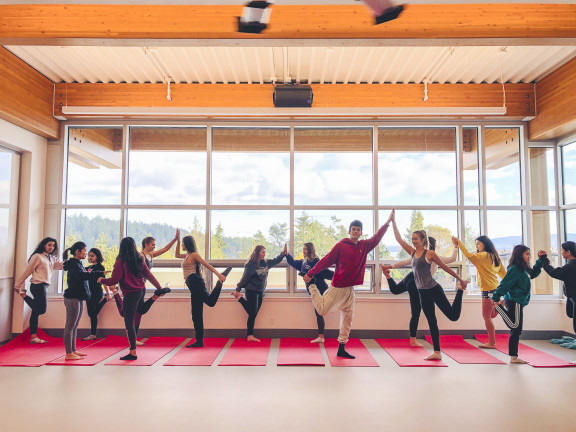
[273,84,313,107]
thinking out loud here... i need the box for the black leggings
[495,299,524,357]
[114,292,156,333]
[86,291,108,335]
[23,283,48,335]
[418,284,463,351]
[186,273,224,342]
[306,284,325,335]
[122,290,157,350]
[239,290,263,336]
[387,272,420,338]
[566,295,576,334]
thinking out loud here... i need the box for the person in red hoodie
[303,212,393,359]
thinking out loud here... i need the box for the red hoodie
[307,224,389,288]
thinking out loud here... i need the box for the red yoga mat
[0,329,99,367]
[424,335,505,364]
[164,338,229,366]
[277,338,325,366]
[48,336,128,366]
[375,339,448,367]
[475,334,576,368]
[105,336,186,366]
[218,338,271,366]
[324,338,379,367]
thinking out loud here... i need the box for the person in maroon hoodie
[303,212,393,359]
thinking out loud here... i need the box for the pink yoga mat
[277,338,324,366]
[218,338,271,366]
[105,337,186,366]
[164,338,229,366]
[475,334,576,368]
[375,339,448,367]
[48,336,128,366]
[324,338,379,367]
[424,335,505,364]
[0,329,99,367]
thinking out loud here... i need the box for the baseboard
[33,328,575,340]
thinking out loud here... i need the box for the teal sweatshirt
[491,260,544,306]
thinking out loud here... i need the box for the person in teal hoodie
[491,244,544,364]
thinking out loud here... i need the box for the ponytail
[63,241,86,261]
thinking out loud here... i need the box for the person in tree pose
[491,245,544,364]
[175,234,231,348]
[286,242,334,343]
[390,209,468,360]
[233,244,287,342]
[303,212,393,359]
[14,237,63,343]
[380,236,459,347]
[453,235,506,349]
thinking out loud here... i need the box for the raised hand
[283,243,288,255]
[452,236,459,246]
[175,228,180,240]
[386,209,395,224]
[537,250,547,257]
[380,264,392,271]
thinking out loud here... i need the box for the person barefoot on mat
[176,234,231,348]
[390,209,468,361]
[13,237,64,344]
[453,235,506,349]
[538,242,576,355]
[98,237,168,361]
[233,244,287,342]
[491,245,544,364]
[303,212,393,359]
[380,236,458,347]
[286,242,334,343]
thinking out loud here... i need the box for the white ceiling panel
[5,45,576,85]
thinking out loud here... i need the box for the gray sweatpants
[63,298,84,354]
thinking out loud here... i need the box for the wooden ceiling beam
[53,82,535,120]
[529,57,576,141]
[1,4,575,47]
[0,47,59,139]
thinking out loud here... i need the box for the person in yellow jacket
[453,235,506,349]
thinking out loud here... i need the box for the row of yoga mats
[1,329,574,368]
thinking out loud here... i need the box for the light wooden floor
[1,338,575,432]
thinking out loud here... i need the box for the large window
[59,122,562,299]
[378,127,457,206]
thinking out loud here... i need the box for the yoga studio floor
[1,337,575,432]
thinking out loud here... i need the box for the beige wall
[0,119,48,335]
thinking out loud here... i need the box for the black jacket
[63,259,104,300]
[540,256,576,298]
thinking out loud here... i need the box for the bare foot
[510,356,527,364]
[136,340,145,346]
[247,335,261,342]
[74,351,87,356]
[30,338,47,344]
[478,343,496,349]
[65,353,82,361]
[410,338,423,347]
[310,337,325,344]
[81,335,98,341]
[425,352,442,361]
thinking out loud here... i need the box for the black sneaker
[375,5,405,25]
[154,287,171,296]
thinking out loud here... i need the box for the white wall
[37,295,569,336]
[0,119,48,335]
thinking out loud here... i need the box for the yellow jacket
[457,239,506,292]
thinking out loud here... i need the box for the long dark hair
[303,242,318,260]
[63,241,86,261]
[182,235,198,253]
[562,241,576,258]
[89,247,104,264]
[476,235,502,267]
[118,237,143,277]
[508,245,531,271]
[428,236,437,251]
[248,245,265,266]
[28,237,59,262]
